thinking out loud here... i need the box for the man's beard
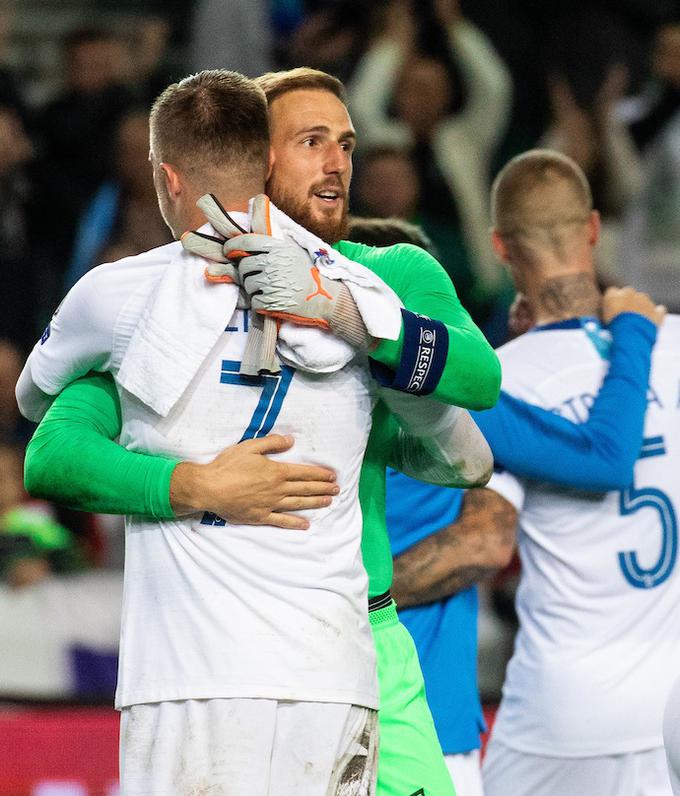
[268,183,349,243]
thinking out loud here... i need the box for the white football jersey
[18,237,379,710]
[489,314,680,757]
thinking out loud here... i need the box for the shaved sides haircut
[255,67,346,105]
[150,70,269,185]
[492,150,593,266]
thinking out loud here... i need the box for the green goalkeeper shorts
[370,601,457,796]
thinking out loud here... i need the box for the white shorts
[120,698,378,795]
[664,674,680,795]
[482,740,672,796]
[445,749,484,796]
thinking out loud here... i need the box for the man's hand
[182,192,342,328]
[226,193,370,347]
[602,286,666,327]
[182,193,370,364]
[224,233,343,330]
[169,434,339,530]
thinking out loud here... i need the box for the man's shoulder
[92,240,179,279]
[74,241,181,296]
[494,330,546,366]
[336,240,434,271]
[656,313,680,352]
[335,240,448,305]
[494,329,571,399]
[495,323,587,364]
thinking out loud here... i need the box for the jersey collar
[531,316,600,333]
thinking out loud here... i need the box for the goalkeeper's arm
[23,372,338,530]
[383,389,493,488]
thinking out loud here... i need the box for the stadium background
[0,0,678,792]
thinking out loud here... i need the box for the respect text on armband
[406,327,437,393]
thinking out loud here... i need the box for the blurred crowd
[0,0,679,701]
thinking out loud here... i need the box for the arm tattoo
[392,488,517,608]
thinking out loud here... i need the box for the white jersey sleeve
[16,247,170,422]
[16,266,123,422]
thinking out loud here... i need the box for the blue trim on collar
[531,316,599,333]
[530,316,610,360]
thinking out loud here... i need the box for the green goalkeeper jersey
[25,240,500,597]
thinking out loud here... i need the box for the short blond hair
[491,149,593,265]
[150,70,269,183]
[255,67,346,106]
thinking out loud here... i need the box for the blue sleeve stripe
[640,436,666,459]
[471,312,655,490]
[370,309,449,396]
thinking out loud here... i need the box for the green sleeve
[24,372,177,519]
[358,400,395,596]
[335,240,501,410]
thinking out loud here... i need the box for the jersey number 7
[201,360,295,527]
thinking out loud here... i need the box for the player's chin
[309,201,348,242]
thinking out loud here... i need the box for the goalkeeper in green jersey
[22,69,500,795]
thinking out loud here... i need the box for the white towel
[117,202,403,417]
[117,244,240,418]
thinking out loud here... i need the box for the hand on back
[602,286,666,327]
[170,434,338,531]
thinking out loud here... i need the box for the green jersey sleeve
[335,240,500,410]
[24,371,177,518]
[24,239,498,601]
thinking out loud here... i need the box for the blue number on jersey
[618,435,678,589]
[200,359,295,527]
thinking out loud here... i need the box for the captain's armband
[370,309,449,396]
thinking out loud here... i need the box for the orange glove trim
[259,309,331,330]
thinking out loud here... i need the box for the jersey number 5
[617,436,678,589]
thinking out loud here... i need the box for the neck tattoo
[537,274,601,321]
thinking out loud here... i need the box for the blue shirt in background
[386,470,485,754]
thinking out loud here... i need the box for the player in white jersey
[19,71,387,794]
[16,70,493,794]
[476,150,680,796]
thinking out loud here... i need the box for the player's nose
[323,143,349,175]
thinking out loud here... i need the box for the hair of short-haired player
[491,149,594,267]
[347,216,435,255]
[149,70,270,185]
[255,67,346,106]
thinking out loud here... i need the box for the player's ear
[491,229,511,263]
[266,146,275,181]
[160,162,182,198]
[587,210,601,247]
